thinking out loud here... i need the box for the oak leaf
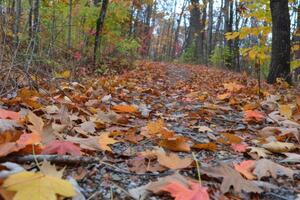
[41,140,82,156]
[253,159,295,179]
[201,164,262,193]
[26,110,44,134]
[3,170,75,200]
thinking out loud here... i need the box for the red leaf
[0,108,20,120]
[41,140,82,156]
[244,110,265,123]
[231,143,248,153]
[162,181,209,200]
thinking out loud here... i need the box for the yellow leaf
[98,132,118,152]
[55,70,71,79]
[279,105,293,119]
[112,105,138,113]
[3,171,75,200]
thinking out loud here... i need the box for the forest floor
[1,61,300,200]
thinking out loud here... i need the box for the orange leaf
[217,133,242,144]
[16,133,41,146]
[0,108,20,120]
[112,105,138,113]
[244,110,265,123]
[156,149,192,169]
[160,137,190,152]
[234,160,256,180]
[192,142,217,151]
[162,181,210,200]
[98,132,118,152]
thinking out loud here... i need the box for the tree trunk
[67,0,72,50]
[293,5,300,60]
[207,0,213,59]
[13,0,21,48]
[28,0,33,39]
[267,0,291,84]
[224,0,233,68]
[32,0,40,53]
[93,0,109,64]
[199,0,207,64]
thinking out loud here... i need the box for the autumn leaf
[201,164,262,193]
[0,109,20,120]
[253,159,295,179]
[16,133,41,146]
[279,104,293,119]
[234,160,256,180]
[98,132,118,152]
[217,133,242,144]
[155,148,192,169]
[248,147,271,158]
[26,110,44,134]
[159,137,191,152]
[223,82,244,92]
[112,105,138,113]
[3,169,75,200]
[161,181,209,200]
[41,140,82,156]
[55,70,71,79]
[0,119,20,133]
[244,110,265,123]
[262,141,296,153]
[192,142,217,151]
[231,143,248,153]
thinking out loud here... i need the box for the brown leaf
[201,164,262,193]
[253,159,295,179]
[155,149,192,169]
[159,137,191,152]
[192,142,217,151]
[262,141,296,153]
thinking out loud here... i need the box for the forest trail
[1,61,300,200]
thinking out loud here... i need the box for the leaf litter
[0,62,300,199]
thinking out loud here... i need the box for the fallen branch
[1,155,100,164]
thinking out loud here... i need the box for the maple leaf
[244,110,265,123]
[248,147,271,158]
[41,140,82,156]
[112,105,138,113]
[253,159,295,180]
[162,182,209,200]
[3,169,75,200]
[26,110,44,134]
[234,160,256,180]
[201,164,262,193]
[0,109,20,120]
[98,132,118,152]
[155,148,192,169]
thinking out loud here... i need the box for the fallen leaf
[262,141,296,153]
[155,149,192,169]
[26,110,44,134]
[248,147,271,158]
[16,133,41,146]
[253,159,295,179]
[223,82,244,92]
[3,169,75,200]
[112,105,138,113]
[231,143,248,153]
[0,109,20,120]
[0,119,20,133]
[201,164,262,193]
[161,181,209,200]
[55,70,71,78]
[217,133,242,144]
[0,142,26,157]
[98,132,118,152]
[192,142,217,151]
[41,140,82,156]
[280,153,300,163]
[244,110,265,123]
[234,160,256,180]
[279,104,293,119]
[159,137,191,152]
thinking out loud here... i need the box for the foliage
[209,46,232,68]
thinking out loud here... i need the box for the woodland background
[0,0,299,92]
